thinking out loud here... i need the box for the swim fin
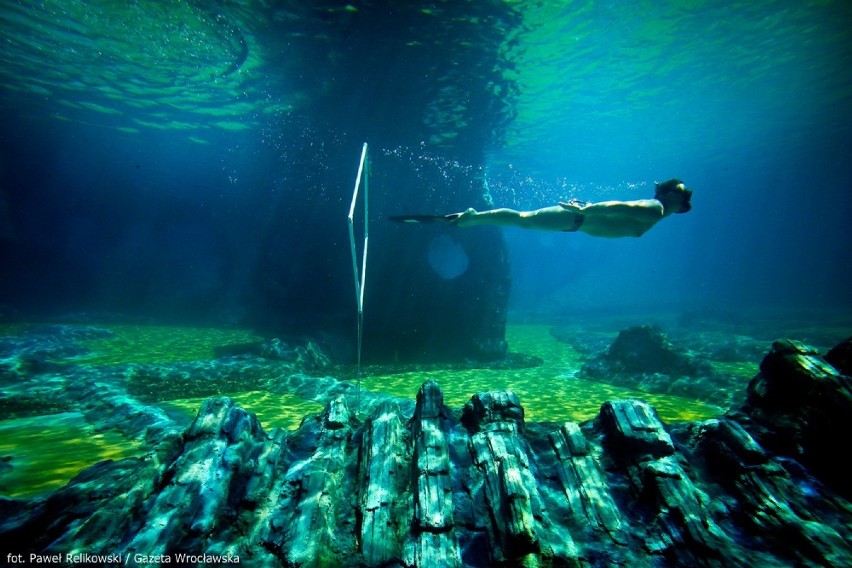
[387,213,460,224]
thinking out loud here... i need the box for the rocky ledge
[1,337,851,567]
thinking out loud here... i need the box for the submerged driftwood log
[1,338,851,566]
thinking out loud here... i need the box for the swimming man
[391,179,692,238]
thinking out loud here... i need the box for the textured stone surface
[463,390,542,564]
[360,401,408,565]
[550,421,624,541]
[2,340,852,567]
[737,338,852,498]
[406,381,461,566]
[825,336,852,376]
[579,325,743,407]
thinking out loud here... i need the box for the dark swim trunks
[563,214,585,232]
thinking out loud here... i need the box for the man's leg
[456,206,577,231]
[455,208,523,228]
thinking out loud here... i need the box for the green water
[502,0,852,169]
[361,324,724,422]
[74,324,264,366]
[0,0,277,137]
[71,322,726,423]
[0,413,141,499]
[159,391,324,433]
[0,321,732,498]
[2,0,847,164]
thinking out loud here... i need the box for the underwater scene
[1,1,851,566]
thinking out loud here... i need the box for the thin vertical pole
[348,142,369,414]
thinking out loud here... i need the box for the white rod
[348,217,360,310]
[348,142,369,312]
[359,151,369,311]
[348,143,369,222]
[360,236,368,313]
[348,143,369,415]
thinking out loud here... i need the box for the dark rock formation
[686,332,769,363]
[2,340,852,566]
[0,456,11,478]
[365,188,511,363]
[580,325,745,408]
[255,338,332,370]
[596,325,705,376]
[549,325,613,356]
[825,336,852,376]
[733,339,852,500]
[244,0,519,364]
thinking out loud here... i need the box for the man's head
[655,179,692,214]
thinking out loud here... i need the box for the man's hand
[558,198,587,213]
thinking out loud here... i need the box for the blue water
[487,1,852,317]
[0,0,850,356]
